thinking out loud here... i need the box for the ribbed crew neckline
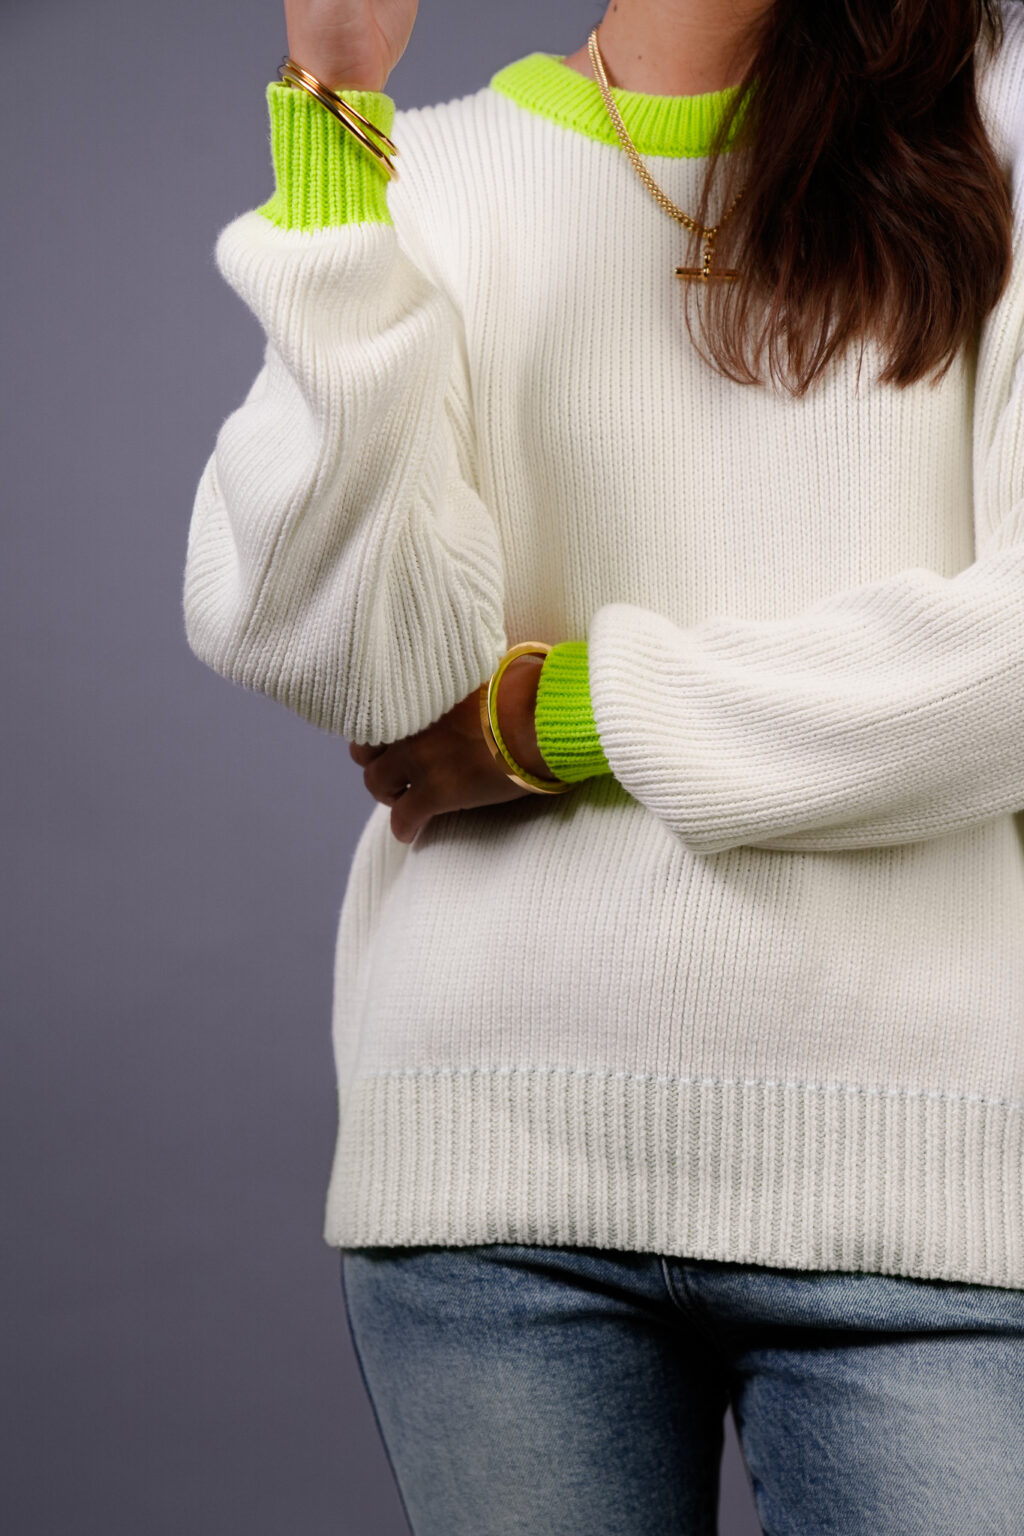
[488,51,751,158]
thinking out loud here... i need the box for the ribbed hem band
[324,1069,1023,1290]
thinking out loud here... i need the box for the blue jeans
[340,1244,1024,1535]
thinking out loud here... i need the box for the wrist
[323,75,390,92]
[284,45,390,94]
[495,654,559,781]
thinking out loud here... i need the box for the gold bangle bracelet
[281,58,399,152]
[278,58,400,181]
[479,642,576,796]
[279,60,398,179]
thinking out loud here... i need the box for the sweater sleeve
[581,236,1024,854]
[182,82,507,747]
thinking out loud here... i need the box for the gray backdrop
[2,0,761,1530]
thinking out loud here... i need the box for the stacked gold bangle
[277,57,400,181]
[479,643,576,795]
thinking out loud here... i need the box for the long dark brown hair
[684,0,1015,395]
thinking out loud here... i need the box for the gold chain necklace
[586,27,746,283]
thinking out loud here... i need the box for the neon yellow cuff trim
[256,81,395,230]
[534,641,613,782]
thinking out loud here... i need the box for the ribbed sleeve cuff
[256,81,395,230]
[534,641,613,782]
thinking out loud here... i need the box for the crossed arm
[349,651,556,843]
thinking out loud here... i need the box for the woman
[182,0,1024,1529]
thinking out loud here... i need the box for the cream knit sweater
[184,7,1024,1289]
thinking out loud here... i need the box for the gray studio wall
[2,1,760,1531]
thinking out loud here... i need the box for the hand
[349,654,564,844]
[283,0,419,91]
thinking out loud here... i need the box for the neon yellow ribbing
[256,82,395,230]
[489,53,753,158]
[534,641,612,782]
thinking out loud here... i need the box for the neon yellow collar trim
[488,52,751,158]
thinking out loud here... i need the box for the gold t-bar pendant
[675,233,739,282]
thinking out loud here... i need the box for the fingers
[359,745,434,843]
[348,739,387,767]
[348,739,421,835]
[362,744,413,810]
[389,783,431,845]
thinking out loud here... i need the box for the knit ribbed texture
[184,16,1024,1290]
[329,1071,1021,1286]
[489,52,753,157]
[534,641,611,781]
[256,81,395,229]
